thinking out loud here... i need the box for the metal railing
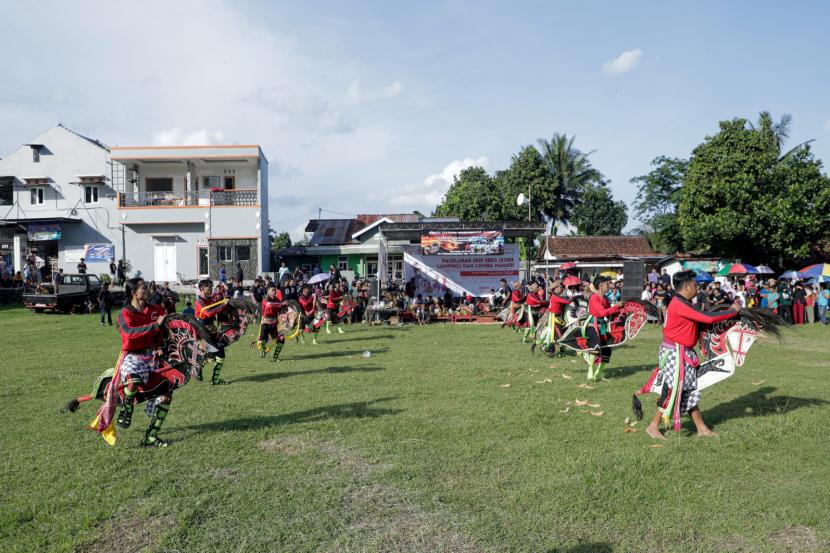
[118,189,258,207]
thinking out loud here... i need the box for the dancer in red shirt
[257,284,285,361]
[324,282,346,335]
[522,282,546,343]
[645,270,741,440]
[195,279,231,384]
[582,276,622,381]
[297,285,320,345]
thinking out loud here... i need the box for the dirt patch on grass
[84,513,175,553]
[767,525,825,552]
[258,436,391,477]
[207,467,239,480]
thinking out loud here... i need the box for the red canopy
[560,262,577,270]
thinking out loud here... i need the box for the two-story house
[0,125,270,282]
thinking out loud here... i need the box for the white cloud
[602,49,643,76]
[346,80,404,104]
[152,128,231,146]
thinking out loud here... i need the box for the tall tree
[433,166,501,220]
[630,156,689,253]
[570,184,628,236]
[679,116,830,264]
[270,230,292,251]
[496,146,552,222]
[535,134,603,229]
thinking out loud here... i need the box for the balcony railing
[118,189,258,208]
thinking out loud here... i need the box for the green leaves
[570,184,628,236]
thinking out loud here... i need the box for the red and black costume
[583,292,622,380]
[195,294,230,384]
[258,291,285,361]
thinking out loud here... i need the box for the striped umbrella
[728,263,759,275]
[798,263,830,278]
[715,264,734,277]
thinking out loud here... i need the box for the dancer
[257,284,286,361]
[81,278,205,447]
[298,285,321,344]
[581,276,621,381]
[503,281,526,331]
[324,282,346,335]
[532,279,571,356]
[195,279,231,385]
[522,282,546,343]
[642,270,741,439]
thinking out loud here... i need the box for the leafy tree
[679,116,830,264]
[496,146,551,222]
[630,156,688,253]
[536,134,603,230]
[270,230,292,251]
[433,166,502,220]
[570,184,628,236]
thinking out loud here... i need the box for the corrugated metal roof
[310,219,356,245]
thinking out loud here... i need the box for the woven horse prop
[631,308,782,420]
[557,299,655,354]
[214,298,258,348]
[62,314,213,441]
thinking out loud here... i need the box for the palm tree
[749,111,792,153]
[535,134,603,230]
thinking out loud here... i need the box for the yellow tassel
[88,415,117,446]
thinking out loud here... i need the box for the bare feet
[646,424,666,440]
[696,427,717,437]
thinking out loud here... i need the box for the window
[198,247,209,276]
[202,176,220,189]
[219,246,233,262]
[223,176,235,190]
[84,185,99,204]
[338,256,349,271]
[0,177,13,206]
[387,255,403,281]
[30,187,45,205]
[145,178,173,192]
[366,256,378,277]
[32,148,40,163]
[236,245,250,261]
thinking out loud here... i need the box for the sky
[2,1,830,239]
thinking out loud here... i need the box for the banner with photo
[83,243,115,263]
[27,223,61,241]
[404,244,519,298]
[420,230,504,256]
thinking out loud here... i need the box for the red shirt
[118,303,165,351]
[298,294,315,316]
[663,296,738,347]
[195,295,228,324]
[588,293,620,319]
[510,289,525,303]
[261,291,284,319]
[525,290,545,307]
[548,293,570,315]
[327,290,343,309]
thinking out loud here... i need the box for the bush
[99,273,111,284]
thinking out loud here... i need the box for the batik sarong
[657,342,701,431]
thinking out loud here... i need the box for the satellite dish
[516,193,526,206]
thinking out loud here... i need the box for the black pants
[100,306,112,325]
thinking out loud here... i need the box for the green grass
[1,306,828,552]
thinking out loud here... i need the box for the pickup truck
[23,273,104,313]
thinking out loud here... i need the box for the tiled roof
[539,236,657,260]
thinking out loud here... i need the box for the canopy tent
[728,263,759,275]
[779,270,800,280]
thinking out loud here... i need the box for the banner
[404,244,519,298]
[27,223,61,241]
[420,230,504,256]
[83,243,115,263]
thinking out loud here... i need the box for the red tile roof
[539,236,657,260]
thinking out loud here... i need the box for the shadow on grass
[706,386,829,427]
[548,544,613,553]
[233,365,384,383]
[313,334,396,344]
[287,347,388,361]
[186,396,402,432]
[603,363,654,379]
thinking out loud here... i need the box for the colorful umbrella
[715,264,733,277]
[808,275,830,284]
[728,263,758,275]
[560,262,577,270]
[599,270,617,278]
[563,275,581,287]
[779,270,799,280]
[694,271,713,283]
[799,263,830,278]
[755,265,775,275]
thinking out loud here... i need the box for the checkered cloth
[118,351,158,385]
[657,343,701,414]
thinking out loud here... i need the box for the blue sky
[2,1,829,237]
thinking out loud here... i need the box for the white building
[0,125,270,282]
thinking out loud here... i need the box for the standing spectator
[817,284,830,325]
[278,261,290,282]
[77,258,87,274]
[766,285,780,315]
[648,268,659,285]
[805,285,816,324]
[779,282,793,324]
[109,258,117,280]
[98,281,113,326]
[653,283,670,323]
[235,262,244,284]
[218,265,228,284]
[734,283,747,308]
[640,284,652,303]
[117,259,126,286]
[792,283,806,325]
[659,269,671,287]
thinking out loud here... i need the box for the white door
[154,238,177,282]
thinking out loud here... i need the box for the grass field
[1,306,828,553]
